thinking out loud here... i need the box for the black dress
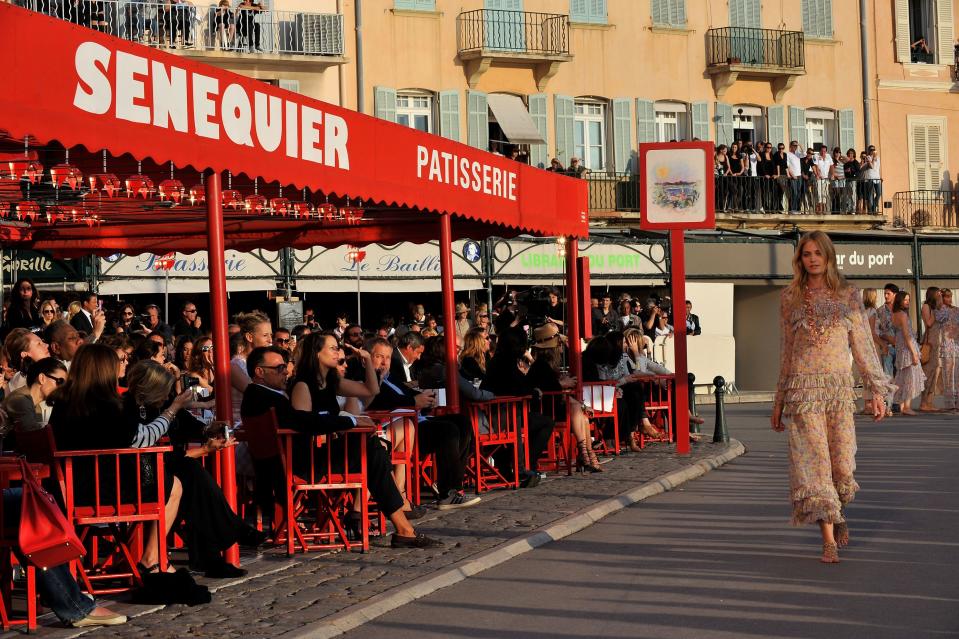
[482,355,553,473]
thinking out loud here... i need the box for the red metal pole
[439,213,460,412]
[565,238,582,386]
[577,256,592,340]
[206,172,240,564]
[670,229,691,455]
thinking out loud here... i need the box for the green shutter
[670,0,686,26]
[528,93,549,168]
[588,0,607,24]
[822,0,833,38]
[729,0,745,27]
[745,0,761,27]
[635,98,656,143]
[278,79,300,94]
[715,102,733,146]
[691,101,709,140]
[767,105,785,147]
[611,98,633,173]
[373,86,396,122]
[554,95,575,164]
[467,90,488,150]
[789,106,807,151]
[439,90,461,142]
[395,0,435,10]
[570,0,587,22]
[838,109,855,151]
[802,0,812,35]
[652,0,668,25]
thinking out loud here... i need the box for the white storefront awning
[487,94,546,145]
[98,250,280,295]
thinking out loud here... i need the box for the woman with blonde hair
[919,287,945,412]
[772,231,893,563]
[67,300,82,323]
[860,288,881,415]
[39,299,60,328]
[458,327,489,384]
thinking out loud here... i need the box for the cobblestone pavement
[10,439,737,639]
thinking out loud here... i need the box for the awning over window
[487,94,546,145]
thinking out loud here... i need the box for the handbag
[919,342,931,365]
[17,457,84,569]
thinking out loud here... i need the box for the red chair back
[236,409,282,460]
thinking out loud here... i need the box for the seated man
[364,338,480,510]
[240,346,440,548]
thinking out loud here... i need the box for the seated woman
[458,327,490,386]
[290,334,440,548]
[2,358,66,451]
[527,324,603,473]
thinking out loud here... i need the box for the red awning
[0,3,588,247]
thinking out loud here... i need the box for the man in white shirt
[861,145,881,212]
[813,146,834,213]
[786,141,803,212]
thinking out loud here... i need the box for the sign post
[639,142,716,455]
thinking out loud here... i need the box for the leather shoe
[204,560,248,579]
[390,533,442,549]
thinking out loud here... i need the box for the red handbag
[17,457,84,569]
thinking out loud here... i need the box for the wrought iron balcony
[893,190,959,228]
[15,0,344,58]
[705,27,805,101]
[456,9,571,90]
[586,173,639,214]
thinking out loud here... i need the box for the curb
[279,439,747,639]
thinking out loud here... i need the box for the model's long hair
[784,231,847,309]
[893,291,911,314]
[924,286,941,310]
[50,344,121,416]
[459,329,488,373]
[862,288,878,310]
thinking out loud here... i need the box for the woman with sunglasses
[2,357,67,450]
[113,303,145,335]
[4,278,43,335]
[186,336,215,390]
[39,299,60,328]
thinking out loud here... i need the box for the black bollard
[688,372,699,433]
[713,376,729,443]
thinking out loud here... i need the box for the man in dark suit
[390,331,425,386]
[69,292,106,343]
[240,346,439,548]
[367,339,479,510]
[172,301,203,340]
[685,300,702,336]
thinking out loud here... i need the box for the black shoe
[519,471,540,488]
[238,527,270,548]
[344,511,364,542]
[390,532,442,549]
[204,560,247,579]
[403,505,428,520]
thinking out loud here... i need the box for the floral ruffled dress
[893,314,926,404]
[941,307,959,409]
[776,286,896,526]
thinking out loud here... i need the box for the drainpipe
[912,230,923,340]
[859,0,872,145]
[337,0,345,107]
[354,0,364,114]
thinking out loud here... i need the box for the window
[805,109,836,150]
[732,106,764,145]
[574,101,606,170]
[909,116,947,190]
[896,0,955,64]
[802,0,834,39]
[651,0,686,28]
[571,0,607,24]
[654,102,688,141]
[394,0,436,11]
[396,93,433,133]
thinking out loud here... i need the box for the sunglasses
[123,311,134,316]
[337,358,346,366]
[275,338,290,345]
[258,364,287,373]
[184,309,198,314]
[200,345,213,352]
[42,309,56,315]
[47,375,66,386]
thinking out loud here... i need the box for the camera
[181,374,200,391]
[512,286,553,327]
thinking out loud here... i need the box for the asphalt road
[340,403,959,639]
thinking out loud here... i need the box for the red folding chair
[17,428,171,595]
[0,459,47,632]
[536,391,573,476]
[238,410,372,556]
[366,409,418,532]
[465,396,525,493]
[582,382,620,455]
[638,374,674,446]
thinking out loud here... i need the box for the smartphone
[97,300,103,312]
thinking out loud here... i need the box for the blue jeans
[2,488,95,624]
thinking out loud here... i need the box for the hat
[532,323,562,349]
[455,302,469,314]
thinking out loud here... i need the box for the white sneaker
[436,490,481,510]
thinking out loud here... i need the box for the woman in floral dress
[940,289,959,411]
[919,287,944,412]
[772,231,894,564]
[892,291,926,415]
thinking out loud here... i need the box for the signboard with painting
[639,142,716,231]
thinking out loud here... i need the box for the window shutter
[439,90,461,142]
[912,121,945,190]
[570,0,588,22]
[652,0,667,26]
[714,102,733,146]
[395,0,434,10]
[802,0,812,35]
[611,98,633,173]
[927,123,944,189]
[911,124,930,190]
[467,90,488,150]
[746,0,761,27]
[415,0,436,9]
[691,101,709,140]
[937,0,954,65]
[838,109,855,151]
[554,95,575,164]
[670,0,686,26]
[588,0,607,24]
[729,0,744,27]
[528,93,549,168]
[635,98,656,144]
[822,0,833,38]
[278,79,300,93]
[789,106,807,151]
[767,105,785,147]
[374,86,396,122]
[895,0,911,62]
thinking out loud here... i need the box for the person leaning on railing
[843,149,863,214]
[829,147,845,214]
[861,145,881,213]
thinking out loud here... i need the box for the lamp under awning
[487,94,547,145]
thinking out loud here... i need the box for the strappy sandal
[834,522,849,548]
[821,542,840,564]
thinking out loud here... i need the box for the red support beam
[206,172,240,564]
[670,229,691,455]
[439,212,460,413]
[565,238,582,386]
[577,256,592,340]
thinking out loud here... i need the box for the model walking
[892,291,926,415]
[940,289,958,411]
[772,231,893,564]
[919,287,944,412]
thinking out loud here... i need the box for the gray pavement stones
[6,438,742,639]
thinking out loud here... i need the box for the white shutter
[439,90,461,142]
[715,102,733,146]
[937,0,954,65]
[554,95,575,164]
[652,0,668,25]
[822,0,833,38]
[789,106,807,151]
[802,0,813,35]
[895,0,911,62]
[912,124,930,190]
[612,98,633,172]
[467,90,488,150]
[744,0,761,27]
[374,86,397,122]
[671,0,686,26]
[278,79,300,93]
[767,105,785,147]
[691,101,709,140]
[927,123,944,190]
[528,93,549,168]
[635,99,656,144]
[729,0,745,27]
[909,119,946,191]
[838,109,855,151]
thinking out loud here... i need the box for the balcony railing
[705,27,805,70]
[586,172,639,213]
[893,190,959,228]
[15,0,344,56]
[715,176,883,215]
[457,9,569,56]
